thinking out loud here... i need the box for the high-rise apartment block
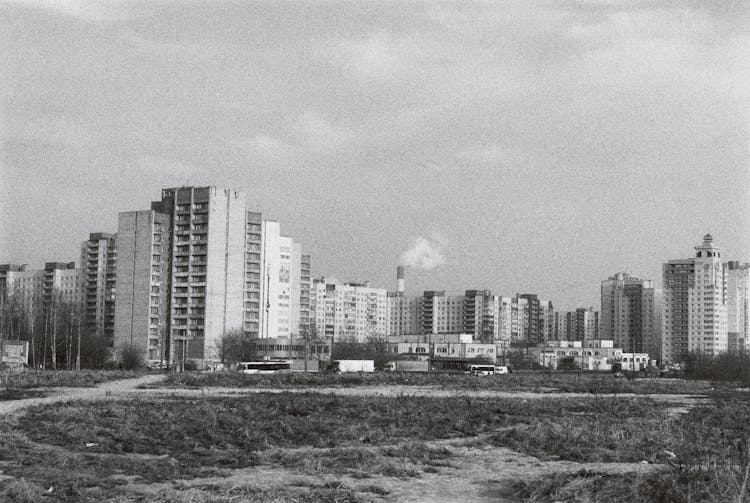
[114,210,171,363]
[553,307,599,341]
[600,272,659,357]
[312,278,387,342]
[80,233,117,344]
[726,261,749,351]
[0,263,80,314]
[662,234,728,362]
[113,186,310,368]
[495,295,553,345]
[260,221,311,339]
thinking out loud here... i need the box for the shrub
[118,344,143,370]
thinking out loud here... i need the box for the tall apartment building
[0,263,79,313]
[115,187,264,368]
[114,186,309,367]
[386,293,420,337]
[464,290,496,343]
[553,308,599,341]
[726,261,749,351]
[495,294,553,345]
[662,234,728,362]
[114,210,171,363]
[311,278,387,342]
[600,272,658,357]
[260,221,310,339]
[79,233,117,344]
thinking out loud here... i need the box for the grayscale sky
[1,1,748,309]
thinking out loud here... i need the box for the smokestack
[397,265,405,294]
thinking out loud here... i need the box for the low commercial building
[530,340,623,370]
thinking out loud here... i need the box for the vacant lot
[0,371,746,502]
[0,380,746,502]
[149,371,712,395]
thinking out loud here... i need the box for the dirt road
[0,374,167,416]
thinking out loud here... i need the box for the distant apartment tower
[0,262,79,313]
[554,308,599,341]
[260,221,309,339]
[311,278,387,342]
[80,233,117,344]
[495,294,552,344]
[726,261,749,351]
[464,290,496,343]
[600,272,658,357]
[115,186,263,368]
[662,234,728,362]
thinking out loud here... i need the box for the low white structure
[531,340,622,370]
[620,353,650,371]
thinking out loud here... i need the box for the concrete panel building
[662,234,728,363]
[114,210,171,364]
[115,186,273,369]
[554,308,599,342]
[600,272,659,358]
[312,278,387,342]
[80,233,117,345]
[726,261,750,351]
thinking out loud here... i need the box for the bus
[237,361,292,374]
[467,364,495,376]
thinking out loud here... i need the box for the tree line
[0,290,110,369]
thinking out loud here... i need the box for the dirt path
[0,374,166,416]
[0,379,706,417]
[136,384,707,405]
[120,438,664,503]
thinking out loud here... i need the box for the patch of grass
[148,370,712,394]
[265,442,453,479]
[0,388,45,401]
[483,400,674,463]
[136,482,370,503]
[0,370,142,389]
[0,478,46,503]
[514,463,750,503]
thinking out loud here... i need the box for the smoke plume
[400,236,446,270]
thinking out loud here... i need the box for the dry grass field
[0,372,747,502]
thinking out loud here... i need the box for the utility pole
[0,298,5,368]
[51,304,57,370]
[75,310,81,371]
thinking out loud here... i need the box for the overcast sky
[1,1,748,309]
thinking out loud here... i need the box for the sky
[1,0,748,310]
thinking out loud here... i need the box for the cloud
[326,33,407,82]
[2,116,93,149]
[246,134,300,166]
[400,235,447,270]
[7,0,136,22]
[455,145,530,167]
[296,112,353,153]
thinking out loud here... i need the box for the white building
[662,234,728,363]
[260,221,309,340]
[312,278,387,342]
